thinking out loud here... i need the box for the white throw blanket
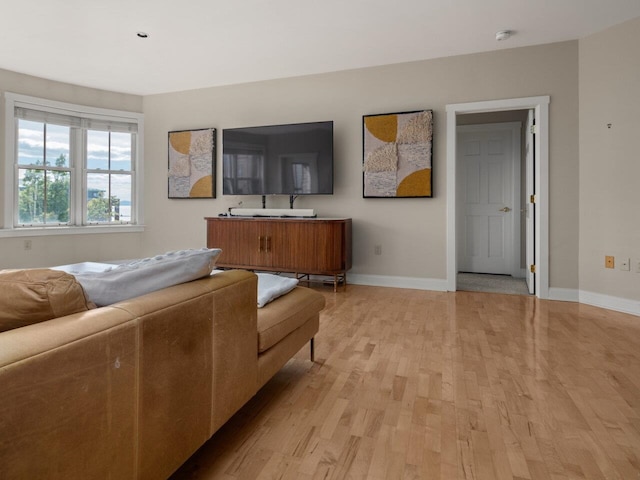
[211,270,298,307]
[54,249,222,307]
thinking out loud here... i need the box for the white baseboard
[548,287,579,302]
[348,274,448,291]
[579,290,640,317]
[347,274,640,317]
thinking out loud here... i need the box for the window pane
[45,170,70,223]
[18,120,44,166]
[18,168,45,224]
[86,172,131,222]
[111,174,132,222]
[46,124,70,167]
[87,130,109,169]
[87,173,110,222]
[111,132,132,171]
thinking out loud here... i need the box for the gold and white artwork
[168,128,216,198]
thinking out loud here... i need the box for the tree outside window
[18,154,71,224]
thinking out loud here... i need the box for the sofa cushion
[73,248,222,307]
[257,286,325,353]
[0,269,94,332]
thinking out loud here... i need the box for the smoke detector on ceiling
[495,30,513,41]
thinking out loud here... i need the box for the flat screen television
[222,121,333,197]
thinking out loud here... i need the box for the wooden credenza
[205,217,352,290]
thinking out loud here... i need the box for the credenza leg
[310,337,315,362]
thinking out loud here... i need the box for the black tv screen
[222,121,333,196]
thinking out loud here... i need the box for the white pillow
[256,273,298,308]
[73,248,221,306]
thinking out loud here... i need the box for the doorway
[456,120,526,295]
[446,96,550,299]
[457,122,521,273]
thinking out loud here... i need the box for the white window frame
[2,93,144,237]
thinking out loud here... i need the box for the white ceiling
[2,0,639,96]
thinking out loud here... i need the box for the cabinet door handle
[266,236,271,253]
[258,236,263,253]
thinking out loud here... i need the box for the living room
[1,8,639,313]
[1,2,639,478]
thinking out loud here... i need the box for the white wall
[0,68,144,268]
[143,41,580,288]
[0,42,578,289]
[0,42,581,290]
[579,17,640,307]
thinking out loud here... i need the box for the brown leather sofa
[0,269,324,479]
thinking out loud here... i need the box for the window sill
[0,224,145,238]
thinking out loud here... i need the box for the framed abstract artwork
[363,109,433,198]
[168,127,216,198]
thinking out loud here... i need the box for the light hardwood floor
[171,286,640,480]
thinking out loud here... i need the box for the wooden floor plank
[171,286,640,480]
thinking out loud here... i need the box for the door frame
[446,96,550,299]
[524,110,535,294]
[456,122,522,278]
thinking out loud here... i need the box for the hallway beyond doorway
[457,272,529,295]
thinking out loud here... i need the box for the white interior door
[458,125,519,275]
[525,110,535,294]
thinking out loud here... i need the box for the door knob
[499,207,511,212]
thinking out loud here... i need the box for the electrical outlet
[634,259,640,274]
[23,240,32,251]
[605,255,614,269]
[374,245,382,255]
[619,258,630,271]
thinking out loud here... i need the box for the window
[3,93,144,234]
[17,120,72,225]
[85,130,133,223]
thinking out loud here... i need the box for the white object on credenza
[228,208,316,218]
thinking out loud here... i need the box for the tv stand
[205,217,352,291]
